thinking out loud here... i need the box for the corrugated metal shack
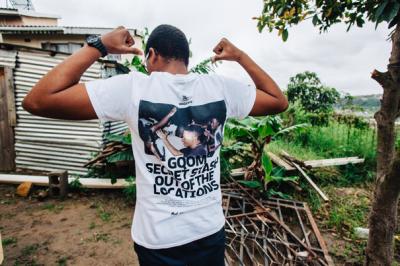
[0,43,129,176]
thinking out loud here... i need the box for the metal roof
[0,7,60,19]
[0,25,140,36]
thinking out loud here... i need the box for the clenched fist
[212,38,244,63]
[101,26,143,55]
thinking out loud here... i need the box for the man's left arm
[22,26,142,120]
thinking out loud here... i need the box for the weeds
[122,176,136,202]
[21,243,40,257]
[57,256,68,266]
[89,222,96,230]
[2,237,17,246]
[96,205,112,222]
[69,176,85,192]
[41,203,64,214]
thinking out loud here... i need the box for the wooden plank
[5,67,16,126]
[0,67,16,171]
[305,157,364,168]
[0,174,131,189]
[268,152,364,170]
[293,162,329,202]
[281,150,329,202]
[304,203,335,266]
[267,152,295,171]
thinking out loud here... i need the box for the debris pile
[83,141,130,168]
[222,182,334,266]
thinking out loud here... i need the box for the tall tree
[287,71,340,113]
[254,1,400,264]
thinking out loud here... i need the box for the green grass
[89,222,96,230]
[41,203,64,214]
[57,257,68,266]
[267,139,323,161]
[21,243,40,257]
[272,120,377,186]
[280,121,376,163]
[2,237,17,246]
[96,205,112,222]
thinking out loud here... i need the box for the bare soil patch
[0,184,139,266]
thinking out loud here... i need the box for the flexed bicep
[22,83,98,120]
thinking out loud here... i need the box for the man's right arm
[212,38,288,116]
[22,26,142,121]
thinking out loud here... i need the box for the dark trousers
[134,226,225,266]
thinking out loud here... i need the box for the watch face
[87,35,99,44]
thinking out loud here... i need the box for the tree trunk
[365,20,400,265]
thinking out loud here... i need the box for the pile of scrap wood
[222,182,334,266]
[84,141,131,168]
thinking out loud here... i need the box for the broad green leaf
[106,150,134,163]
[238,180,262,189]
[271,166,285,177]
[262,151,273,176]
[131,55,142,65]
[374,1,388,21]
[275,123,309,136]
[264,174,272,184]
[258,125,274,138]
[104,133,131,145]
[266,189,292,199]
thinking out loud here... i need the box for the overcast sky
[29,0,392,95]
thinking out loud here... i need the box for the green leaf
[261,151,273,176]
[282,29,289,42]
[275,123,309,136]
[374,1,388,21]
[389,15,399,28]
[104,133,131,145]
[106,150,133,163]
[131,55,142,66]
[238,180,262,189]
[266,188,292,199]
[386,3,400,23]
[264,174,272,184]
[271,166,285,177]
[236,117,259,129]
[258,125,274,138]
[312,14,319,26]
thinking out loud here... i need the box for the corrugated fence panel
[102,121,129,144]
[0,50,17,68]
[13,50,105,176]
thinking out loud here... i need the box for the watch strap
[87,35,108,57]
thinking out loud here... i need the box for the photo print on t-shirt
[138,100,227,162]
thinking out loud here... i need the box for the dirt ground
[1,182,391,266]
[0,184,139,266]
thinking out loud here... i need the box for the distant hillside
[337,94,381,113]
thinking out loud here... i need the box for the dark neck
[161,60,189,75]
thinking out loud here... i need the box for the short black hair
[184,124,206,143]
[145,24,190,66]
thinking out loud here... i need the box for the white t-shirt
[85,70,256,249]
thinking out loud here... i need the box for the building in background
[0,0,142,62]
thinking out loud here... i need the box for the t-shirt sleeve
[221,76,256,119]
[85,72,134,124]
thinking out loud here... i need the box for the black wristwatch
[86,35,108,57]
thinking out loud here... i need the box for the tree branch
[371,70,394,89]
